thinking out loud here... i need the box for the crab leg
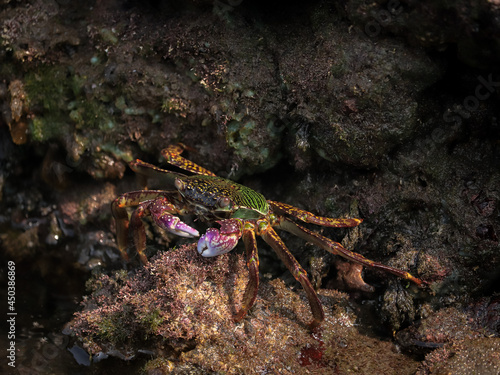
[129,204,149,265]
[162,144,217,177]
[268,201,362,228]
[130,159,185,185]
[277,218,424,286]
[112,190,168,262]
[234,224,260,322]
[259,222,325,329]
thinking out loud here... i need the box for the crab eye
[218,196,231,208]
[174,178,185,191]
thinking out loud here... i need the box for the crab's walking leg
[278,218,424,286]
[234,224,260,322]
[130,159,185,185]
[111,191,167,262]
[161,144,217,177]
[129,204,149,265]
[269,201,362,228]
[259,222,325,329]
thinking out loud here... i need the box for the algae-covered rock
[396,296,500,374]
[417,337,500,375]
[70,244,419,374]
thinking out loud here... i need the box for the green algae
[140,308,165,336]
[97,312,132,345]
[24,66,114,142]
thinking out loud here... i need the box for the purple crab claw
[197,219,242,257]
[153,213,199,238]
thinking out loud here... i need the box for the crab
[112,144,424,328]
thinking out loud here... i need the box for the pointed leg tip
[308,319,323,331]
[139,253,149,266]
[414,277,430,288]
[233,309,248,323]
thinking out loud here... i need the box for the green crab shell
[175,174,269,220]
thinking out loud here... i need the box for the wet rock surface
[0,0,499,374]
